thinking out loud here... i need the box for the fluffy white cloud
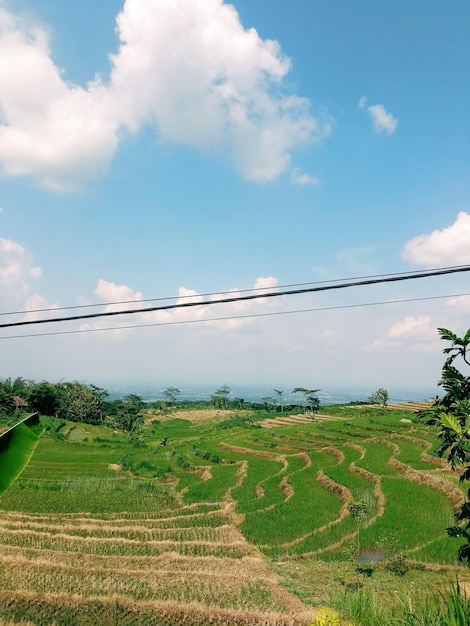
[95,278,143,304]
[253,276,277,291]
[446,294,470,312]
[290,168,320,186]
[0,236,41,296]
[0,235,58,326]
[0,1,328,190]
[368,315,440,354]
[0,9,118,191]
[367,103,397,134]
[402,212,470,266]
[86,275,280,334]
[388,315,435,340]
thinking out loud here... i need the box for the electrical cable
[0,264,469,330]
[1,264,469,317]
[1,291,468,340]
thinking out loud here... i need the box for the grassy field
[0,405,469,625]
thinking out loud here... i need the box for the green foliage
[28,381,60,416]
[211,384,231,409]
[56,381,104,425]
[369,387,389,409]
[163,386,181,408]
[274,389,284,412]
[113,393,145,442]
[0,388,15,415]
[192,446,221,463]
[40,415,67,440]
[217,413,262,429]
[418,327,470,565]
[329,583,470,626]
[0,377,33,415]
[292,387,321,413]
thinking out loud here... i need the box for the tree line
[0,379,323,422]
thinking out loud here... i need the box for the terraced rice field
[0,404,469,624]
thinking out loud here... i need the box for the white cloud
[368,315,440,354]
[85,275,280,335]
[388,315,435,340]
[95,278,143,304]
[358,96,367,109]
[290,168,320,186]
[0,235,52,323]
[253,276,277,291]
[0,10,118,191]
[367,103,397,134]
[0,1,329,190]
[0,236,41,295]
[21,293,59,321]
[446,294,470,312]
[402,212,470,266]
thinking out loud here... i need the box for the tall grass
[329,583,470,625]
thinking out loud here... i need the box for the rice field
[0,406,469,625]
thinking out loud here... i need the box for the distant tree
[163,387,181,409]
[56,382,104,425]
[292,387,321,414]
[88,385,109,403]
[28,382,60,416]
[274,389,284,412]
[114,394,145,443]
[369,388,389,410]
[0,386,15,415]
[154,399,169,414]
[211,385,231,410]
[418,328,470,564]
[261,397,276,412]
[0,377,34,415]
[233,397,245,409]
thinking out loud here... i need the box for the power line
[2,264,469,318]
[1,265,469,330]
[1,291,468,340]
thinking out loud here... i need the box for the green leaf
[446,525,470,539]
[438,328,458,342]
[439,413,462,436]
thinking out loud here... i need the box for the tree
[418,327,470,564]
[369,387,389,410]
[56,382,104,425]
[28,382,60,416]
[163,387,180,409]
[274,389,284,412]
[114,394,145,443]
[211,385,231,410]
[0,377,34,415]
[292,387,321,414]
[0,387,15,415]
[261,396,276,412]
[233,397,245,409]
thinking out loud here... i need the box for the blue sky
[0,0,469,393]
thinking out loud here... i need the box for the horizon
[81,381,440,405]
